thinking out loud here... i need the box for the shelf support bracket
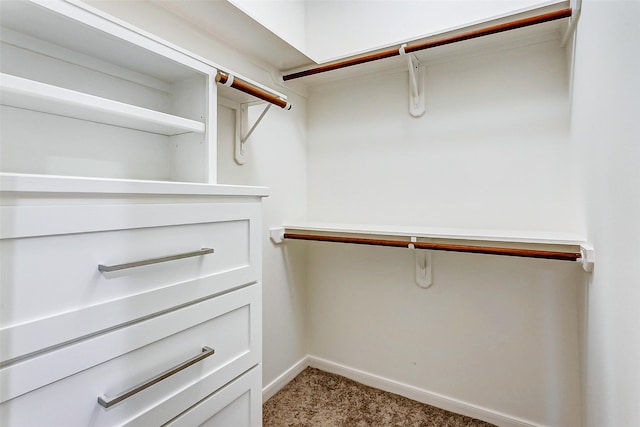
[270,227,285,244]
[235,102,272,165]
[561,1,581,46]
[400,44,426,117]
[580,244,594,272]
[410,237,433,288]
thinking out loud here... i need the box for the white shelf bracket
[561,0,581,47]
[235,102,272,165]
[270,227,285,244]
[580,244,594,272]
[410,237,433,288]
[400,44,425,117]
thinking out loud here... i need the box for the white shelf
[0,73,205,136]
[0,173,269,197]
[282,221,586,247]
[278,221,594,271]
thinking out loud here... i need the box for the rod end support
[580,244,594,272]
[270,227,285,244]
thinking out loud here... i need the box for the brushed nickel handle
[98,248,214,272]
[97,346,215,408]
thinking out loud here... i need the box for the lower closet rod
[283,233,581,261]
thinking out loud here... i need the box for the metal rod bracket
[235,102,272,165]
[270,227,285,244]
[407,55,425,117]
[411,237,433,288]
[579,244,594,272]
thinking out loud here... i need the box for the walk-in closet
[1,1,638,426]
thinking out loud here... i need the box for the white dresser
[0,1,267,425]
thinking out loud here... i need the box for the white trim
[262,356,309,403]
[307,355,547,427]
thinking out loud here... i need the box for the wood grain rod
[216,72,290,109]
[282,8,572,81]
[283,233,581,261]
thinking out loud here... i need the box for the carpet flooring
[263,367,496,427]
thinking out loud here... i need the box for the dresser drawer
[0,202,261,363]
[0,283,261,422]
[126,364,262,426]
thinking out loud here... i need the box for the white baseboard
[262,356,309,403]
[306,355,545,427]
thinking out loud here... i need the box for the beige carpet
[263,367,496,427]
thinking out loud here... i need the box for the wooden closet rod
[284,233,581,261]
[282,8,572,81]
[216,72,291,109]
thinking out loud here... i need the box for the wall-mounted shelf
[280,2,573,87]
[271,222,594,273]
[0,173,269,197]
[0,74,205,136]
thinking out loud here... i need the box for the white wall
[570,2,640,426]
[217,100,309,386]
[85,0,310,390]
[307,41,581,232]
[306,40,584,426]
[228,0,307,54]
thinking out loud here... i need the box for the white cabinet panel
[0,284,261,425]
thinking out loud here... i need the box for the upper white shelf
[281,221,586,247]
[0,73,205,136]
[276,222,593,271]
[280,1,572,86]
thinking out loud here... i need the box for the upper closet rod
[284,233,582,262]
[216,72,291,109]
[282,8,572,81]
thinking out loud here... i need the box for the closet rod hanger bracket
[399,44,425,117]
[217,71,290,165]
[561,9,580,46]
[580,244,594,272]
[235,102,272,165]
[411,237,433,288]
[270,227,286,244]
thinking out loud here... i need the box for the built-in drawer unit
[0,0,268,424]
[0,283,261,426]
[0,199,262,364]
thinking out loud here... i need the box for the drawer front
[0,202,261,362]
[0,283,262,419]
[126,364,262,427]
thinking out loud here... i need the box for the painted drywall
[217,100,310,386]
[307,41,581,232]
[570,1,640,426]
[306,40,584,426]
[85,0,310,390]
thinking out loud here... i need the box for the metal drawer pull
[98,248,214,272]
[97,346,215,408]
